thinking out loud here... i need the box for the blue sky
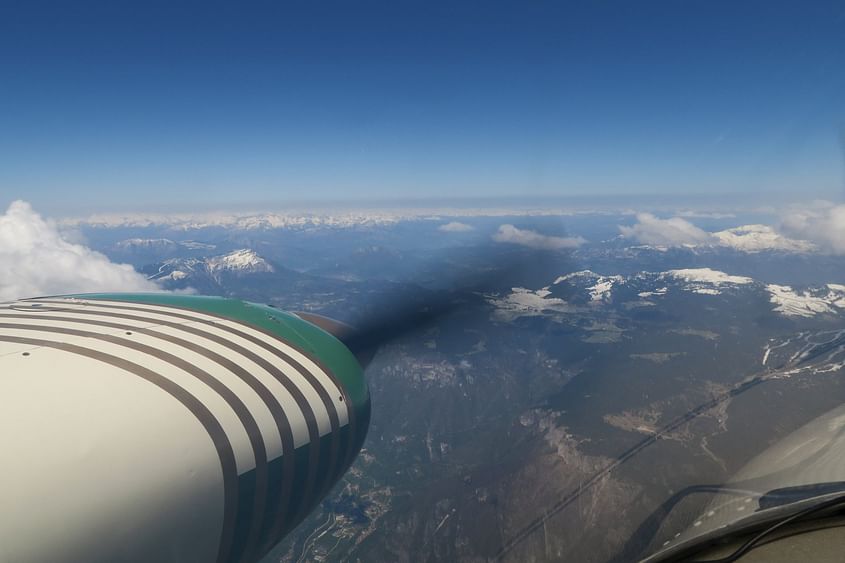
[1,1,844,213]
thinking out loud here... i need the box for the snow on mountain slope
[638,287,667,298]
[553,270,599,285]
[489,287,573,321]
[147,249,273,282]
[492,267,845,321]
[205,249,274,274]
[553,270,624,302]
[663,268,752,295]
[766,284,845,318]
[155,269,189,281]
[665,268,753,285]
[587,277,623,302]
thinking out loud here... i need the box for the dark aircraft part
[758,482,845,511]
[293,311,376,370]
[305,244,579,372]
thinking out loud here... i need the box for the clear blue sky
[1,1,844,213]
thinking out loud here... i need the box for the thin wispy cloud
[492,224,585,250]
[438,221,474,232]
[0,200,161,301]
[675,210,736,219]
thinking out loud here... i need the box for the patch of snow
[588,279,614,301]
[823,285,845,310]
[553,270,623,302]
[692,288,722,295]
[156,270,188,281]
[587,276,624,302]
[766,284,840,318]
[553,270,600,285]
[488,287,573,321]
[638,287,668,298]
[666,268,753,286]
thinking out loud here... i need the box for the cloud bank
[711,224,815,253]
[0,201,161,301]
[438,221,474,232]
[492,224,585,250]
[619,213,815,253]
[619,213,713,246]
[781,202,845,255]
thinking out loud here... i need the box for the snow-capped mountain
[661,268,752,295]
[490,268,845,321]
[767,284,845,318]
[148,249,274,284]
[553,270,625,302]
[205,249,274,274]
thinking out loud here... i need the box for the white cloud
[619,214,813,253]
[492,224,585,250]
[781,202,845,255]
[0,201,161,301]
[619,213,713,246]
[712,224,816,253]
[438,221,474,232]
